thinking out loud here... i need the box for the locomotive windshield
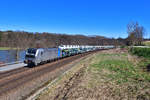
[27,48,37,54]
[25,48,37,58]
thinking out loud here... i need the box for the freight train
[24,45,114,66]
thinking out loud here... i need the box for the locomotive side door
[40,50,44,62]
[35,50,41,64]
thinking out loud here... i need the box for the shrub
[130,47,150,58]
[120,46,125,49]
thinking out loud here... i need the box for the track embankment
[36,49,150,100]
[0,50,99,100]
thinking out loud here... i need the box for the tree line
[0,31,126,49]
[0,21,147,49]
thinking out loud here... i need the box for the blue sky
[0,0,149,38]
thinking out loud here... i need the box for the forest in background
[0,21,148,49]
[0,30,126,49]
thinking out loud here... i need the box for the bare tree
[127,21,145,45]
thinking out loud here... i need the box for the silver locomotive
[24,48,62,66]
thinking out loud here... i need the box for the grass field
[37,49,150,100]
[143,41,150,46]
[0,47,19,50]
[91,53,150,84]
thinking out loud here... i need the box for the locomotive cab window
[27,48,37,54]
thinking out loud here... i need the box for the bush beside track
[130,47,150,58]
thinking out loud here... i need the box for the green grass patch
[90,53,150,84]
[143,41,150,46]
[129,47,150,71]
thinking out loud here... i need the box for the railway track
[0,50,100,98]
